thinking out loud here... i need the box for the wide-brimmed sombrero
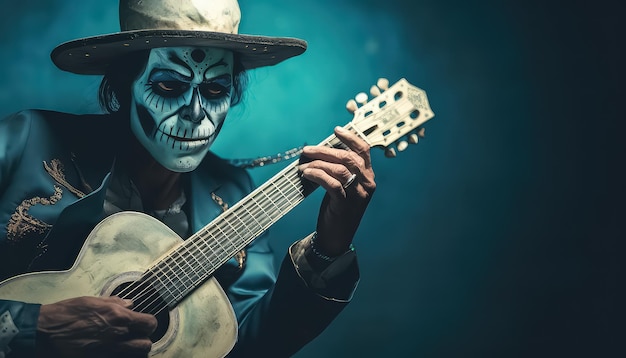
[51,0,307,75]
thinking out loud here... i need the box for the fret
[283,172,305,197]
[219,215,244,251]
[229,208,256,237]
[176,250,197,289]
[269,179,293,205]
[185,242,210,281]
[165,252,192,292]
[260,189,285,216]
[248,195,276,228]
[251,192,275,222]
[179,247,203,285]
[157,256,182,294]
[319,133,353,151]
[213,225,229,257]
[196,232,219,271]
[240,202,267,231]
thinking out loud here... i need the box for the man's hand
[38,296,157,357]
[299,126,376,256]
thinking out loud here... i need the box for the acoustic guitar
[0,78,434,357]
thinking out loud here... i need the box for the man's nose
[180,88,204,123]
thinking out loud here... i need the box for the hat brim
[51,30,308,75]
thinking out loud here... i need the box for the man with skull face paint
[131,47,235,172]
[0,1,374,357]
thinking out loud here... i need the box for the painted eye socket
[153,81,189,97]
[199,83,229,99]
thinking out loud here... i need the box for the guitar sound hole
[110,282,170,342]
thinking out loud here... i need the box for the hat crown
[120,0,241,34]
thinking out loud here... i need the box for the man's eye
[158,82,174,91]
[200,83,228,99]
[153,81,188,97]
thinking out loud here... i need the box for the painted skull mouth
[157,123,212,140]
[162,132,210,142]
[156,125,213,150]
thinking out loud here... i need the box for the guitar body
[0,212,237,357]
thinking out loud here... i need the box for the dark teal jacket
[0,110,358,357]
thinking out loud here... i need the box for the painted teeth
[158,125,211,141]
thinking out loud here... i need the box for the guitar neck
[139,77,434,308]
[146,131,351,307]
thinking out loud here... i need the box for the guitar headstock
[346,78,434,157]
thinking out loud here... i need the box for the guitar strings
[115,161,306,315]
[113,130,350,316]
[135,169,304,315]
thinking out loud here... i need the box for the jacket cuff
[0,301,40,357]
[289,233,359,301]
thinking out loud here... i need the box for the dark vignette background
[0,0,622,357]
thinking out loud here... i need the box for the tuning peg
[355,92,368,105]
[370,85,381,97]
[346,99,358,113]
[408,133,419,144]
[377,78,389,91]
[417,127,426,138]
[384,148,397,158]
[397,141,408,152]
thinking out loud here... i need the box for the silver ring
[343,173,357,189]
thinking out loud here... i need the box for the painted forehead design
[154,47,232,80]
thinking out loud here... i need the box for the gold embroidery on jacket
[211,192,246,270]
[5,159,85,244]
[6,186,62,243]
[44,159,86,198]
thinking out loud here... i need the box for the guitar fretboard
[143,131,351,307]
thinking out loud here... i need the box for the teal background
[0,0,621,357]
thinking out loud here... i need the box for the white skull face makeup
[130,47,234,172]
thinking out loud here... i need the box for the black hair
[98,50,249,114]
